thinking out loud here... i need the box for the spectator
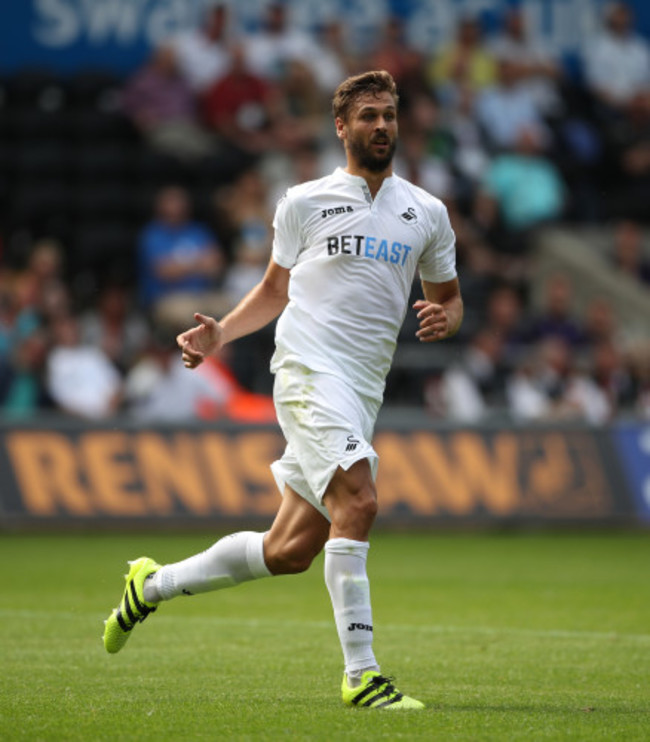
[444,85,490,191]
[484,283,528,364]
[395,130,455,200]
[217,169,274,305]
[443,203,506,316]
[311,20,355,93]
[46,315,122,419]
[367,16,426,98]
[124,331,228,421]
[169,2,232,93]
[202,43,280,159]
[590,339,635,415]
[264,139,328,208]
[0,329,50,417]
[604,90,650,221]
[395,92,455,199]
[489,6,563,117]
[276,59,325,152]
[214,168,276,395]
[22,239,66,305]
[2,240,67,345]
[0,273,40,363]
[242,1,334,94]
[520,272,586,347]
[138,186,227,330]
[122,45,215,161]
[427,329,506,422]
[627,340,650,418]
[79,282,150,374]
[475,55,550,152]
[479,127,565,232]
[583,1,650,114]
[611,219,650,283]
[583,295,618,347]
[506,336,610,423]
[428,15,497,106]
[124,331,275,422]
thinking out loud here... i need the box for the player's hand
[413,300,449,342]
[176,313,223,368]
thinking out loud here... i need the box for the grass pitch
[1,531,648,741]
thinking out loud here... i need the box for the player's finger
[176,331,191,348]
[183,352,204,368]
[182,344,203,360]
[194,312,214,327]
[416,303,443,319]
[418,313,443,330]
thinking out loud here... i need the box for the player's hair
[332,70,399,121]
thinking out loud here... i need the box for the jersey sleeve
[417,202,457,283]
[272,191,304,269]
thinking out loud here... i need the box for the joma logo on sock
[347,622,373,632]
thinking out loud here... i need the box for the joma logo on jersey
[322,205,354,219]
[327,234,412,266]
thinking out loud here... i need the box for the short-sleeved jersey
[271,167,457,401]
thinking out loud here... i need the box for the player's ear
[335,117,346,140]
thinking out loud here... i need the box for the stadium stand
[1,2,649,422]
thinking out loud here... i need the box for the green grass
[1,531,649,741]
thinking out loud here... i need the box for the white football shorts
[270,362,381,521]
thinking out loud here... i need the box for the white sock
[324,537,380,683]
[143,531,271,602]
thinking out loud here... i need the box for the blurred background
[0,0,649,526]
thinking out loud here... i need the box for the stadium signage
[3,1,649,74]
[0,426,632,523]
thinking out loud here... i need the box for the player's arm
[177,257,290,368]
[413,277,463,343]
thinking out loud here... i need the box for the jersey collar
[335,167,395,200]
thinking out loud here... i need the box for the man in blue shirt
[139,186,227,327]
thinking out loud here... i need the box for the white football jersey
[271,167,457,400]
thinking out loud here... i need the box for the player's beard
[348,132,397,173]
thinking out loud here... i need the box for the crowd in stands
[1,0,650,423]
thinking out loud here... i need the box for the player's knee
[264,538,317,575]
[329,483,378,537]
[350,486,378,527]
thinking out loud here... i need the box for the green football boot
[103,557,160,654]
[342,671,425,710]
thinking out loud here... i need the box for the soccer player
[103,70,463,710]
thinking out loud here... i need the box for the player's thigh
[264,486,330,574]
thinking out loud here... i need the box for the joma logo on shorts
[348,622,373,632]
[321,205,354,219]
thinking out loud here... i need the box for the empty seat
[67,69,123,112]
[4,67,67,111]
[69,108,136,144]
[130,148,193,186]
[12,182,72,216]
[5,107,72,142]
[14,142,71,178]
[72,143,131,181]
[73,184,131,220]
[73,220,136,268]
